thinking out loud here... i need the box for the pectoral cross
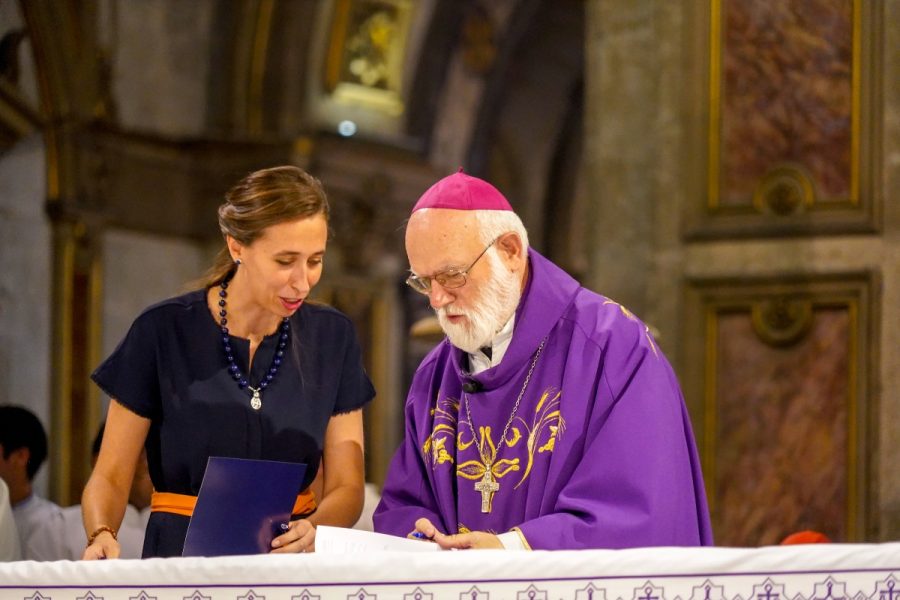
[474,470,499,513]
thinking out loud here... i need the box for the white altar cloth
[0,542,898,600]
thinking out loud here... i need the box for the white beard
[436,250,522,354]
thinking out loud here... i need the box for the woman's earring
[235,259,242,266]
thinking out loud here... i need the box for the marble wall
[586,0,897,542]
[719,0,853,207]
[713,303,853,544]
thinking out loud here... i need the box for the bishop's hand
[411,517,503,550]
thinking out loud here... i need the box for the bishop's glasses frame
[405,237,500,295]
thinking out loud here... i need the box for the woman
[82,166,374,558]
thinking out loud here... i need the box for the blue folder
[182,456,307,557]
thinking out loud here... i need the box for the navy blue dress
[91,289,375,557]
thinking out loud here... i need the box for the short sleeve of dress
[334,318,375,415]
[91,310,161,420]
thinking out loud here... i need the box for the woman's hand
[82,530,120,560]
[81,400,150,561]
[271,518,316,553]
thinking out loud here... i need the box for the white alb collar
[468,314,515,375]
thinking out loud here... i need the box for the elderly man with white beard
[373,170,713,551]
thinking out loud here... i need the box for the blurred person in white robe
[0,405,65,560]
[0,478,21,561]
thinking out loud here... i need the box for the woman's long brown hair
[194,165,330,290]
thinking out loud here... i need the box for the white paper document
[315,526,442,553]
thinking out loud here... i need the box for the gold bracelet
[87,525,117,546]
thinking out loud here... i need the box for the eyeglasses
[405,238,499,295]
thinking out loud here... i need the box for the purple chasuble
[374,249,713,549]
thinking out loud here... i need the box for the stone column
[583,0,686,362]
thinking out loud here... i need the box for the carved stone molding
[750,296,814,347]
[52,124,294,239]
[752,165,815,217]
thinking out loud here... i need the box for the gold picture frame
[323,0,413,116]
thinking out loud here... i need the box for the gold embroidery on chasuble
[457,523,504,535]
[516,387,565,488]
[455,386,565,492]
[602,299,660,357]
[422,393,458,466]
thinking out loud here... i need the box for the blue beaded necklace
[217,277,290,411]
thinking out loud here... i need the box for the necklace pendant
[218,278,290,414]
[250,388,262,410]
[474,469,499,513]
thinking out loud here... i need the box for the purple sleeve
[516,320,713,549]
[372,396,446,537]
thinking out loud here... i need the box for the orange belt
[151,489,317,518]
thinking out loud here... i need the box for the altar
[1,542,898,600]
